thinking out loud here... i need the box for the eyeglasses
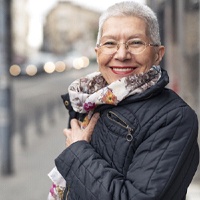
[96,39,159,55]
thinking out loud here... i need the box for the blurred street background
[0,0,199,199]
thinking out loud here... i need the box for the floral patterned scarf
[47,65,161,200]
[68,65,161,128]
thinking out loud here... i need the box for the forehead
[101,16,148,39]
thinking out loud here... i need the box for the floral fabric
[69,66,161,113]
[68,65,161,128]
[47,65,161,199]
[47,167,66,200]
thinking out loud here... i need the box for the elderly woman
[48,1,199,200]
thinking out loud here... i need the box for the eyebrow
[101,34,146,40]
[101,35,116,40]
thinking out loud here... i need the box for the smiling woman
[48,1,199,200]
[95,16,164,84]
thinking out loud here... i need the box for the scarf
[69,65,161,128]
[47,65,161,200]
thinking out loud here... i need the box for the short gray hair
[96,1,161,45]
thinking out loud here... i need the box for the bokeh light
[26,64,38,76]
[43,61,55,73]
[73,56,90,69]
[9,65,21,76]
[55,61,66,72]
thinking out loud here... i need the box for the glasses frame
[96,41,160,55]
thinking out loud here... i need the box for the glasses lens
[98,40,146,55]
[128,40,146,54]
[100,45,117,54]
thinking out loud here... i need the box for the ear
[95,47,98,54]
[154,45,165,65]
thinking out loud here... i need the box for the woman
[48,1,199,200]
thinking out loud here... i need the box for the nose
[113,43,131,61]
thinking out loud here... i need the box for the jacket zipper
[107,111,134,142]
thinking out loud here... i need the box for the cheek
[97,53,111,69]
[97,54,113,83]
[98,53,109,63]
[137,52,157,69]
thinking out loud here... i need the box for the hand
[63,113,100,147]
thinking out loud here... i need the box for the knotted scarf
[68,65,161,128]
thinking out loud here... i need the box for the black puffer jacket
[56,69,199,200]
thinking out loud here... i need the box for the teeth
[112,68,133,72]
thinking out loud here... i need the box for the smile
[111,67,136,75]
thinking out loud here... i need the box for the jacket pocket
[107,110,136,142]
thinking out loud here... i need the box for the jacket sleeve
[55,106,199,200]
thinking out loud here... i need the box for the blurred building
[146,0,199,116]
[43,1,100,57]
[11,0,100,66]
[11,0,29,64]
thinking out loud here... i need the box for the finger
[86,113,100,131]
[70,118,81,129]
[63,128,71,137]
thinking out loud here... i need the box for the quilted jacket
[56,69,199,200]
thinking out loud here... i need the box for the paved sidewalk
[0,108,199,200]
[187,182,200,200]
[0,107,67,200]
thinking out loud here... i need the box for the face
[95,16,165,84]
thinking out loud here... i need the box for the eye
[128,40,145,47]
[101,41,117,48]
